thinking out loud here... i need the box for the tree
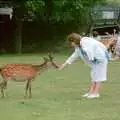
[1,0,107,53]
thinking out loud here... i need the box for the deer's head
[42,53,58,69]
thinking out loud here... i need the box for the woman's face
[70,41,78,47]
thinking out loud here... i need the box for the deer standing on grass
[0,54,58,98]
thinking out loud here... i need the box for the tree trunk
[44,0,52,23]
[16,21,22,53]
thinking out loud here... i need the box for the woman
[59,33,109,99]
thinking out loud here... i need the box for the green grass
[0,54,120,120]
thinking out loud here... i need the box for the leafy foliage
[10,0,106,23]
[0,0,107,53]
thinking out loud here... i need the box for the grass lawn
[0,54,120,120]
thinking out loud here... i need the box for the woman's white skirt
[91,59,108,82]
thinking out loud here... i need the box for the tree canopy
[8,0,106,24]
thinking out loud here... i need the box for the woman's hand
[58,63,67,70]
[58,65,64,70]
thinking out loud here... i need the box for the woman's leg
[87,62,106,98]
[88,82,96,94]
[82,82,96,97]
[92,82,101,95]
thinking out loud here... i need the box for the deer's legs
[25,80,29,98]
[0,82,5,98]
[25,80,32,98]
[28,80,32,98]
[0,81,7,98]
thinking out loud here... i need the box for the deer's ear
[48,53,54,61]
[43,57,49,61]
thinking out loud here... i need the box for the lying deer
[0,54,58,98]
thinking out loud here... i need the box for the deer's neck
[33,62,47,72]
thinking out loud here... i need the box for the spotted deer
[0,54,58,98]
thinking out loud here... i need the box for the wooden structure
[0,1,13,22]
[89,4,120,29]
[0,1,23,53]
[89,4,120,48]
